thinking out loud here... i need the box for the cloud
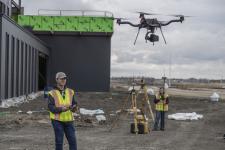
[22,0,225,79]
[22,0,93,15]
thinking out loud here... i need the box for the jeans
[51,120,77,150]
[153,111,166,130]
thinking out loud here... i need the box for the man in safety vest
[48,72,78,150]
[153,87,169,131]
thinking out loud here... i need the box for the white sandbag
[168,112,203,121]
[147,88,154,95]
[210,92,220,102]
[96,115,106,122]
[79,108,104,116]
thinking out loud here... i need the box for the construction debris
[96,115,106,122]
[0,96,27,108]
[168,112,203,121]
[79,108,104,116]
[0,92,43,108]
[17,110,23,113]
[128,86,140,91]
[26,111,33,115]
[37,119,49,124]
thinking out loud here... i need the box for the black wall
[36,34,111,92]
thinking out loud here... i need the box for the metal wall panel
[29,46,31,93]
[13,37,18,97]
[32,48,35,92]
[19,41,24,95]
[0,14,49,100]
[0,17,2,98]
[25,44,29,94]
[21,42,25,95]
[16,38,20,97]
[5,33,9,98]
[29,47,34,93]
[35,50,38,91]
[10,35,14,97]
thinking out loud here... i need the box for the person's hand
[61,106,69,112]
[69,105,79,112]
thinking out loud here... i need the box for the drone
[116,12,191,45]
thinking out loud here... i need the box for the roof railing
[37,9,113,17]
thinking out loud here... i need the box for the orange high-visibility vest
[49,88,74,122]
[155,94,169,111]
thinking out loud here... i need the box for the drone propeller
[136,11,161,15]
[167,14,194,18]
[113,17,128,20]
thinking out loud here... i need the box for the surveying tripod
[109,78,155,134]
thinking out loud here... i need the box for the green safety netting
[18,15,113,32]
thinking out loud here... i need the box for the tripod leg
[147,99,155,122]
[144,87,155,122]
[132,93,138,134]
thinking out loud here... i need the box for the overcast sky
[21,0,225,79]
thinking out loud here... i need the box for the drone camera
[146,34,159,42]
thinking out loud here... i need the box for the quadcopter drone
[116,12,191,45]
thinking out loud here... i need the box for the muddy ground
[0,85,225,150]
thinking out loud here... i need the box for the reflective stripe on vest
[155,94,168,111]
[49,88,74,122]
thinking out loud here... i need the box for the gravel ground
[0,84,225,150]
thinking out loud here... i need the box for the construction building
[0,0,114,101]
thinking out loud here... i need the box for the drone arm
[160,18,184,26]
[117,20,140,27]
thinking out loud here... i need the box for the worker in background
[48,72,78,150]
[153,87,169,131]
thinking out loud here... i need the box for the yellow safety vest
[155,94,169,111]
[49,88,74,122]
